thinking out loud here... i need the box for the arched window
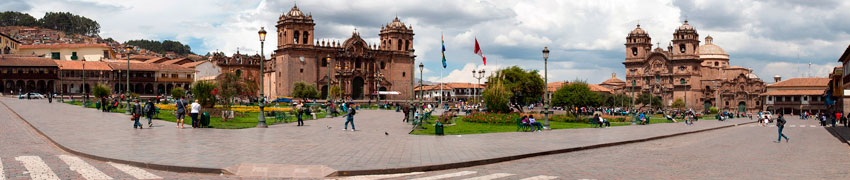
[397,39,402,50]
[680,78,686,84]
[631,47,638,56]
[302,31,309,45]
[679,44,686,53]
[293,31,300,44]
[402,72,406,77]
[714,62,719,66]
[404,40,409,51]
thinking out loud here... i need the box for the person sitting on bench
[529,115,543,132]
[596,114,610,128]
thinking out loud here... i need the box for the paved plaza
[1,97,768,179]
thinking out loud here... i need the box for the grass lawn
[410,118,632,135]
[64,101,328,129]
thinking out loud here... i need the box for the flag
[474,38,486,65]
[441,33,447,68]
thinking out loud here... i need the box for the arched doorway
[135,84,143,94]
[16,80,24,93]
[5,81,13,93]
[47,80,54,93]
[26,80,35,93]
[37,80,46,93]
[352,77,364,100]
[166,84,174,93]
[321,85,328,99]
[738,101,746,113]
[157,84,165,95]
[84,83,90,94]
[145,83,154,94]
[704,101,712,112]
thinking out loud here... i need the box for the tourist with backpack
[776,114,789,143]
[343,103,356,131]
[144,99,155,128]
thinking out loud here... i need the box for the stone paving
[378,116,850,180]
[1,97,755,178]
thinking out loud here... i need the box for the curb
[825,126,850,147]
[0,100,226,175]
[331,120,756,177]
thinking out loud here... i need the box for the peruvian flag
[474,38,486,65]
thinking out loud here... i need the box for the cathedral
[615,20,766,113]
[264,5,416,100]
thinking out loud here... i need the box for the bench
[274,111,290,123]
[588,118,601,127]
[516,118,531,132]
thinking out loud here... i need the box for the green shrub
[92,84,111,99]
[483,79,512,113]
[709,106,719,114]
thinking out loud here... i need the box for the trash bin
[435,122,444,135]
[95,101,101,109]
[201,112,210,127]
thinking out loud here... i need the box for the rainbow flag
[442,33,447,68]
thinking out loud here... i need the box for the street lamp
[326,56,332,116]
[418,62,424,105]
[472,69,485,104]
[124,46,132,115]
[542,47,550,129]
[82,59,87,103]
[408,49,416,122]
[257,27,268,128]
[375,72,384,103]
[681,79,687,111]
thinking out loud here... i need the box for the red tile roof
[106,62,161,71]
[767,77,830,88]
[0,56,57,67]
[761,90,824,96]
[161,58,192,65]
[143,57,168,64]
[55,60,112,71]
[157,63,194,72]
[20,43,109,49]
[180,61,207,68]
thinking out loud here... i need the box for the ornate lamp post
[408,49,416,122]
[472,69,485,104]
[82,59,87,103]
[375,72,384,103]
[124,46,132,115]
[542,46,550,129]
[418,62,424,105]
[326,56,332,115]
[257,27,268,128]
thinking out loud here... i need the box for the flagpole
[440,67,443,106]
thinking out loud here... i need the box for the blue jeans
[344,117,355,130]
[777,126,788,141]
[133,116,142,128]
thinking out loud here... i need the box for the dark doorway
[321,85,328,99]
[704,101,712,112]
[379,87,387,100]
[352,77,364,99]
[738,102,746,113]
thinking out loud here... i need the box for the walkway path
[1,98,754,178]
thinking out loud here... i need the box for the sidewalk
[1,98,754,178]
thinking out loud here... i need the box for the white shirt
[529,118,536,123]
[191,102,201,113]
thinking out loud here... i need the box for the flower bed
[155,104,291,112]
[461,113,521,124]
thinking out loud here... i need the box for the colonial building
[0,55,59,94]
[1,32,21,54]
[210,51,262,91]
[415,83,485,102]
[762,77,830,114]
[837,44,850,114]
[19,43,115,61]
[265,5,416,100]
[616,21,766,113]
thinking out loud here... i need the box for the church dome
[287,5,304,17]
[677,20,694,31]
[629,24,647,35]
[388,17,407,29]
[698,35,729,59]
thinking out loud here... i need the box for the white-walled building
[19,43,114,61]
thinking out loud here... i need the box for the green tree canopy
[125,39,193,55]
[671,98,685,109]
[600,93,633,107]
[552,81,601,109]
[92,84,111,99]
[38,12,100,36]
[328,85,344,100]
[486,66,544,106]
[483,78,512,113]
[170,87,185,99]
[636,92,662,108]
[292,82,319,100]
[191,81,217,108]
[0,11,39,27]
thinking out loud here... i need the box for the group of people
[127,97,200,129]
[520,115,545,131]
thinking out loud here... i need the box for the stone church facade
[617,21,766,113]
[264,5,416,100]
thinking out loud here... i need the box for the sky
[3,0,850,84]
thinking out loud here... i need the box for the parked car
[22,92,46,99]
[271,97,293,103]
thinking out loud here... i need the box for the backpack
[349,108,356,116]
[143,104,152,113]
[777,117,786,126]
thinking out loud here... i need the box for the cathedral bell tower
[625,24,651,61]
[672,20,700,59]
[380,17,414,52]
[276,4,315,48]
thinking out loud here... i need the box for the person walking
[175,97,187,129]
[295,101,305,126]
[144,99,155,128]
[132,100,143,129]
[776,114,789,143]
[190,99,201,128]
[402,103,411,123]
[343,103,356,131]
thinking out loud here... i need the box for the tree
[170,87,185,99]
[0,11,38,26]
[328,85,344,100]
[292,82,319,100]
[552,81,601,112]
[217,73,243,111]
[483,77,512,113]
[487,66,544,106]
[191,81,216,108]
[92,84,111,99]
[38,12,100,36]
[672,98,685,110]
[636,92,662,108]
[125,39,194,55]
